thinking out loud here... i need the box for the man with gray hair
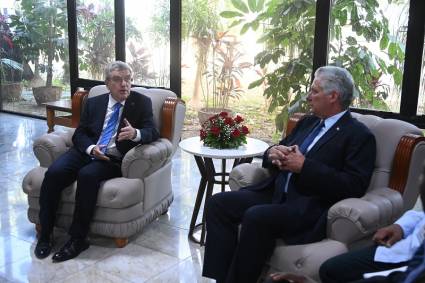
[202,66,376,283]
[35,61,159,262]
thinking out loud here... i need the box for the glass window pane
[125,0,170,87]
[181,0,316,141]
[417,36,425,115]
[77,0,115,81]
[1,0,70,117]
[328,1,409,113]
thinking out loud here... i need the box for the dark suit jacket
[247,111,376,244]
[72,91,159,156]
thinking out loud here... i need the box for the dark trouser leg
[68,160,121,239]
[319,245,409,283]
[202,189,272,283]
[39,148,90,240]
[226,203,298,283]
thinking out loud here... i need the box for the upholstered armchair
[228,112,425,282]
[22,85,186,247]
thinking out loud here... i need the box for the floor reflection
[0,112,217,283]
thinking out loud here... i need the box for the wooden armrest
[285,112,305,137]
[161,97,185,140]
[389,134,425,193]
[71,89,89,127]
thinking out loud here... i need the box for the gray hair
[104,61,133,81]
[314,66,354,109]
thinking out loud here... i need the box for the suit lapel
[306,111,352,156]
[118,91,136,131]
[291,119,320,147]
[94,94,109,135]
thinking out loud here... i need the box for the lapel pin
[336,127,340,131]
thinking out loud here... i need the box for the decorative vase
[1,82,22,102]
[198,107,233,125]
[32,86,62,105]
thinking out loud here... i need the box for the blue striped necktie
[98,102,122,153]
[272,120,325,203]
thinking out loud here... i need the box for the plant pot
[1,82,23,102]
[32,86,62,105]
[198,107,233,125]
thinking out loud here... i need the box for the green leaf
[220,11,244,18]
[388,42,397,60]
[248,78,265,89]
[240,23,250,35]
[231,0,249,13]
[379,33,389,50]
[248,0,257,12]
[251,20,259,31]
[393,69,403,86]
[346,36,357,45]
[229,19,244,28]
[256,0,265,12]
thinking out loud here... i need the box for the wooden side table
[179,137,269,245]
[44,100,72,133]
[43,90,89,133]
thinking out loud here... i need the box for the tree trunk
[189,38,210,109]
[46,14,54,87]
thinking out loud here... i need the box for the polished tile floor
[0,113,217,283]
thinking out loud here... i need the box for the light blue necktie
[98,102,122,153]
[272,120,324,203]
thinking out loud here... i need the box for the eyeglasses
[110,76,133,84]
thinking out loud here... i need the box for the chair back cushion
[88,85,109,98]
[351,113,422,192]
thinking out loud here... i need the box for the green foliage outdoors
[221,0,405,133]
[10,0,68,87]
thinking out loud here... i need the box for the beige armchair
[22,86,186,247]
[228,112,425,282]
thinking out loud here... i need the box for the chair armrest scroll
[327,187,403,243]
[33,131,73,167]
[71,89,89,127]
[229,163,272,191]
[121,138,173,179]
[389,134,425,193]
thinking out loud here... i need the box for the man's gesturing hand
[118,118,136,141]
[373,224,404,247]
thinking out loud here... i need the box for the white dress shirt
[375,210,425,263]
[86,94,141,157]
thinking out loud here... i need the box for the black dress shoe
[52,238,89,262]
[34,239,52,259]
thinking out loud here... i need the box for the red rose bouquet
[200,111,250,149]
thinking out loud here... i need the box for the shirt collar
[108,94,125,108]
[323,110,347,130]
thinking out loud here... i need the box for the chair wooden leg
[114,238,128,248]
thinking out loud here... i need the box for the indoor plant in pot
[198,32,252,124]
[10,0,67,105]
[0,13,23,102]
[0,58,23,102]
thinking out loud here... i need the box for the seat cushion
[23,167,144,209]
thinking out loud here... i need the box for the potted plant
[0,13,23,102]
[198,32,252,124]
[10,0,67,105]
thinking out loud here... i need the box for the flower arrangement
[200,111,249,149]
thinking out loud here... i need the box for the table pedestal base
[188,156,253,245]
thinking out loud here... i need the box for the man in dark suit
[34,61,159,262]
[202,66,376,283]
